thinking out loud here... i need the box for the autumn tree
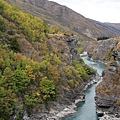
[0,16,6,32]
[40,77,56,109]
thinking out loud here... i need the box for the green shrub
[105,47,114,61]
[10,37,21,52]
[0,16,6,32]
[40,77,56,109]
[116,100,120,105]
[49,26,62,34]
[77,48,84,54]
[68,79,74,88]
[85,65,96,75]
[7,29,16,35]
[72,60,89,80]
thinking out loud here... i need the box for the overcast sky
[50,0,120,23]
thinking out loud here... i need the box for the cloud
[50,0,120,23]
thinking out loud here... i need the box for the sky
[50,0,120,23]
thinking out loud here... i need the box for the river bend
[62,56,106,120]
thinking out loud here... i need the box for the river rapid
[62,55,106,120]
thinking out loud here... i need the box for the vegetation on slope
[0,1,96,119]
[5,0,110,40]
[0,0,62,43]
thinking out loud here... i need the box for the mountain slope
[104,23,120,30]
[84,37,120,62]
[95,40,120,119]
[104,23,120,36]
[89,19,120,37]
[0,1,96,119]
[5,0,112,40]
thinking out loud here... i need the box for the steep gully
[62,54,106,120]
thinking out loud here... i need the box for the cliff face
[84,37,120,62]
[95,41,120,119]
[83,37,120,119]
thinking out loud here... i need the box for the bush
[49,26,62,34]
[7,29,16,35]
[85,65,96,75]
[97,36,109,41]
[9,37,21,52]
[116,100,120,105]
[40,77,56,109]
[77,48,84,54]
[72,60,89,80]
[68,79,74,88]
[105,47,114,61]
[0,16,6,32]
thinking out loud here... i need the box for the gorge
[0,0,120,120]
[62,55,106,120]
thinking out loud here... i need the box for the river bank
[25,73,100,120]
[60,54,106,120]
[97,111,120,120]
[24,53,105,120]
[95,44,120,120]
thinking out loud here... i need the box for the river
[61,56,106,120]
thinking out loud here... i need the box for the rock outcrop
[84,37,120,62]
[95,41,120,120]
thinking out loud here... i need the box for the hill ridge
[5,0,117,40]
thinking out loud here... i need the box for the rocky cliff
[95,41,120,119]
[84,37,120,62]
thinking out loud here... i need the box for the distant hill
[89,19,120,37]
[5,0,116,40]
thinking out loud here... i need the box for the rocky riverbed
[98,113,120,120]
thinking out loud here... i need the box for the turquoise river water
[62,56,106,120]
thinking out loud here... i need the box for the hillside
[0,1,96,119]
[4,0,113,40]
[82,36,120,119]
[95,41,120,119]
[89,19,120,37]
[84,37,120,62]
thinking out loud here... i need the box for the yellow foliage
[116,100,120,105]
[36,92,40,97]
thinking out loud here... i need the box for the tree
[0,87,16,120]
[24,93,38,114]
[40,77,56,109]
[2,67,14,89]
[10,37,21,53]
[72,60,89,80]
[0,16,5,32]
[13,69,29,94]
[23,65,35,84]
